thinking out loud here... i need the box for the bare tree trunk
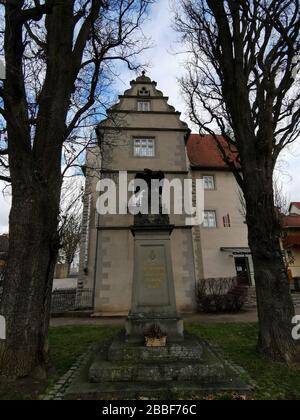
[0,179,60,378]
[0,1,64,378]
[176,0,300,362]
[0,0,151,379]
[244,165,297,362]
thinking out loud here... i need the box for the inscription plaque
[137,245,170,307]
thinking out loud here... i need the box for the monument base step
[108,333,203,362]
[65,379,252,400]
[64,335,253,400]
[89,335,224,383]
[89,358,225,383]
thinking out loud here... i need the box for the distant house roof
[187,134,239,170]
[289,202,300,212]
[283,235,300,248]
[282,216,300,229]
[0,235,9,254]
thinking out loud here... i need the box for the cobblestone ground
[41,349,94,400]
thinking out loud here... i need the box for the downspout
[92,212,100,312]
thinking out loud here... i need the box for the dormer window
[137,101,151,112]
[138,86,150,96]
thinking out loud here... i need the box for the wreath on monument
[144,323,167,347]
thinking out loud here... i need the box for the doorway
[235,256,251,286]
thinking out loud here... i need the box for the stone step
[108,334,203,363]
[65,379,253,400]
[89,337,228,384]
[89,357,226,383]
[245,289,300,309]
[64,335,253,399]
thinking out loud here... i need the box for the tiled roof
[290,202,300,212]
[187,134,239,169]
[282,216,300,228]
[283,235,300,248]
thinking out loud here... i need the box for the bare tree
[59,215,81,271]
[0,0,153,379]
[57,178,83,273]
[238,178,290,220]
[175,0,300,361]
[273,178,290,216]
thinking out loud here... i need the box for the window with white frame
[203,210,217,228]
[137,101,151,112]
[133,138,155,157]
[203,175,215,190]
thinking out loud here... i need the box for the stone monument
[126,169,183,342]
[64,170,251,399]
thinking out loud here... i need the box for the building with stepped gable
[77,74,253,315]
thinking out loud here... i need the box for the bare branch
[72,0,104,79]
[24,22,46,49]
[16,1,55,24]
[0,175,11,183]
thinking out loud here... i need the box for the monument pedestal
[64,173,251,399]
[88,332,222,384]
[64,223,251,399]
[125,314,184,343]
[125,225,184,342]
[64,331,252,399]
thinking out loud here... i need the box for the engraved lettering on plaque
[142,250,166,289]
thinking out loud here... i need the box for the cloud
[0,185,10,234]
[114,0,186,114]
[114,1,300,203]
[278,143,300,201]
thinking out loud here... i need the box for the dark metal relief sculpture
[134,169,170,226]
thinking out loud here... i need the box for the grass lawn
[188,323,300,400]
[0,325,117,400]
[0,322,299,400]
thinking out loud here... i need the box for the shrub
[196,277,249,313]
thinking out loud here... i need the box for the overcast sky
[0,0,299,233]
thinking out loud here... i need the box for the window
[138,86,150,96]
[203,210,217,228]
[223,214,231,227]
[134,138,155,157]
[137,101,151,112]
[203,175,215,190]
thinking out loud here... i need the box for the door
[235,257,251,285]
